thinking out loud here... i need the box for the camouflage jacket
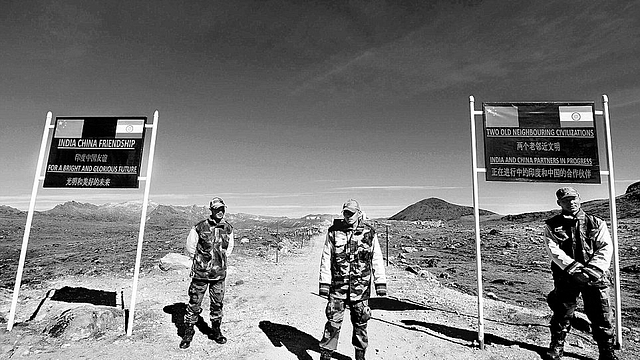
[319,219,387,301]
[185,218,234,281]
[543,209,612,281]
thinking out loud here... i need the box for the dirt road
[2,232,630,359]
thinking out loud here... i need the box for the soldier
[543,187,618,360]
[318,199,387,360]
[180,197,234,349]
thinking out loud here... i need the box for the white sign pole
[7,112,54,331]
[600,95,623,348]
[469,96,485,349]
[127,110,159,336]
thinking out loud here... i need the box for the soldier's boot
[355,348,366,360]
[597,340,619,360]
[543,331,566,360]
[209,319,227,344]
[179,324,195,349]
[319,349,333,360]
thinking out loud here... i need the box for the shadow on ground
[28,286,119,322]
[369,296,431,311]
[259,320,351,360]
[163,302,189,339]
[401,320,592,360]
[162,302,218,340]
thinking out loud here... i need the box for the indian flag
[559,106,593,128]
[54,119,84,138]
[115,119,145,139]
[485,105,519,127]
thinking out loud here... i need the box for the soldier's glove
[582,265,604,282]
[565,262,589,285]
[572,271,591,285]
[319,283,330,297]
[375,283,387,297]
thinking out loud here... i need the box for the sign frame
[7,111,160,338]
[468,96,622,350]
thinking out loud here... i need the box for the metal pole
[7,112,53,331]
[127,110,159,336]
[469,96,485,349]
[386,225,389,266]
[602,95,622,348]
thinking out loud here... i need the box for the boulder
[0,287,11,323]
[44,305,121,341]
[159,253,191,271]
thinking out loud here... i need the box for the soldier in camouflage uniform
[543,187,618,360]
[318,199,387,360]
[180,197,234,349]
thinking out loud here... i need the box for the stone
[159,253,191,271]
[44,305,121,341]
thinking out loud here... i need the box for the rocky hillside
[389,197,496,221]
[502,181,640,222]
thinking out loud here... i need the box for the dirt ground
[2,231,639,360]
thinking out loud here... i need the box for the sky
[1,0,639,218]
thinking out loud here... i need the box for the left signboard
[44,117,146,188]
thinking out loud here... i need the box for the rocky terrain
[0,184,639,359]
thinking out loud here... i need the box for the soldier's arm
[185,227,198,258]
[583,219,613,279]
[318,232,333,296]
[226,229,235,256]
[371,233,387,296]
[543,224,583,275]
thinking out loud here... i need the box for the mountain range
[1,180,638,225]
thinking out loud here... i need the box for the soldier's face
[211,207,225,220]
[557,196,581,215]
[343,210,359,224]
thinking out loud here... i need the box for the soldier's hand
[572,271,591,285]
[582,266,603,281]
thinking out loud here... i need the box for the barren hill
[502,181,640,222]
[389,197,496,221]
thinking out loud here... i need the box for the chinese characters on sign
[44,117,147,188]
[482,102,600,183]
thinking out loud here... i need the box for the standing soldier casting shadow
[318,199,387,360]
[543,187,618,360]
[180,197,234,349]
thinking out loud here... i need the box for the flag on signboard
[54,119,84,138]
[559,106,593,128]
[115,119,145,139]
[485,105,519,127]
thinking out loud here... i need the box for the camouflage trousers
[319,297,372,352]
[547,276,614,345]
[184,279,226,325]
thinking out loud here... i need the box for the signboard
[44,117,146,188]
[482,102,600,183]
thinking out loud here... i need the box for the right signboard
[482,102,600,183]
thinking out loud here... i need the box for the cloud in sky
[289,1,640,107]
